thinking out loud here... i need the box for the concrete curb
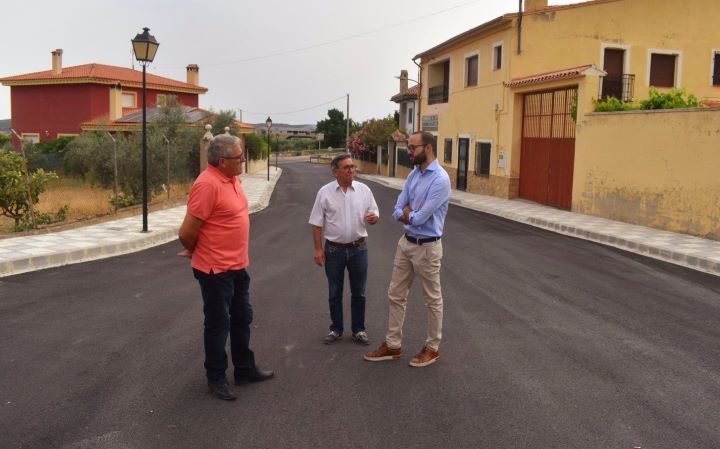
[0,169,282,278]
[358,173,720,277]
[0,227,180,277]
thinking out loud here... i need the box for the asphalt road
[1,159,720,449]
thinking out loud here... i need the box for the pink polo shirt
[187,164,250,274]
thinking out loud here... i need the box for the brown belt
[326,237,366,248]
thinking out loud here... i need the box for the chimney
[186,64,199,85]
[51,49,63,75]
[400,70,408,93]
[524,0,548,11]
[109,82,123,120]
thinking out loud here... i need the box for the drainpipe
[517,0,523,54]
[412,56,422,132]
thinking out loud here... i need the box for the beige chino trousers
[385,235,443,351]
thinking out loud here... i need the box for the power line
[157,0,482,70]
[241,95,347,117]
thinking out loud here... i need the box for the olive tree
[0,149,57,226]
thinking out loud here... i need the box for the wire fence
[0,130,340,233]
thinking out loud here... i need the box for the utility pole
[346,93,350,153]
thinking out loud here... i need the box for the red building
[0,49,207,147]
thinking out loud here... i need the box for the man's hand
[366,212,379,225]
[314,248,325,266]
[399,205,412,224]
[179,213,204,253]
[177,249,192,258]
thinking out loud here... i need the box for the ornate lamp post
[131,27,159,232]
[265,117,272,181]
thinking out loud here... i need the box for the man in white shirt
[309,154,379,345]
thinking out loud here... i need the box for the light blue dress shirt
[392,159,451,238]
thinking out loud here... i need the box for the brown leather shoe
[409,346,439,367]
[363,342,402,361]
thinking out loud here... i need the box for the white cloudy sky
[1,0,578,125]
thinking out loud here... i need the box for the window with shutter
[649,53,676,87]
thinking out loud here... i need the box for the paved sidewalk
[0,169,282,277]
[359,173,720,278]
[1,167,718,278]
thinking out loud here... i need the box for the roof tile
[0,63,207,93]
[504,64,603,88]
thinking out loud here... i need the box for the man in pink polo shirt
[179,134,274,401]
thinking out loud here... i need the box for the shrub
[109,192,140,208]
[14,205,69,232]
[0,149,58,227]
[245,133,268,160]
[594,87,702,113]
[593,96,638,112]
[639,87,701,110]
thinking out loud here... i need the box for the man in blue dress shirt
[364,131,451,367]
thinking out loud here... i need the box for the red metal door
[519,87,577,210]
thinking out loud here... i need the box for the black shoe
[352,331,370,345]
[208,379,236,401]
[235,369,275,385]
[324,331,342,344]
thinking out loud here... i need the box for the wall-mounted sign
[421,115,438,131]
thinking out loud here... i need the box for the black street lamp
[265,117,272,181]
[131,27,159,232]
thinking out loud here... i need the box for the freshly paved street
[1,159,720,448]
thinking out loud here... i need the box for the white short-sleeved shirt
[309,180,379,244]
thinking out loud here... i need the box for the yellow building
[413,0,720,224]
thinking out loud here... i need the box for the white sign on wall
[422,115,438,131]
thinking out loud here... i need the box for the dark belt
[405,234,441,245]
[327,237,366,248]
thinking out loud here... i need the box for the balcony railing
[599,73,635,102]
[428,85,449,105]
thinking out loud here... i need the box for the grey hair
[331,153,352,170]
[207,134,242,166]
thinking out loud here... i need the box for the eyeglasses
[222,155,245,161]
[338,165,356,172]
[407,143,426,151]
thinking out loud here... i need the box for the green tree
[348,115,397,155]
[0,134,12,149]
[24,136,76,172]
[245,133,268,160]
[0,149,57,226]
[358,115,397,149]
[206,110,240,136]
[316,108,359,148]
[63,100,212,206]
[150,97,205,182]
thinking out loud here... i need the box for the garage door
[519,87,577,210]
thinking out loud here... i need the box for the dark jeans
[193,268,256,382]
[324,240,368,335]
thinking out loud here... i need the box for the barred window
[475,141,491,176]
[444,138,453,163]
